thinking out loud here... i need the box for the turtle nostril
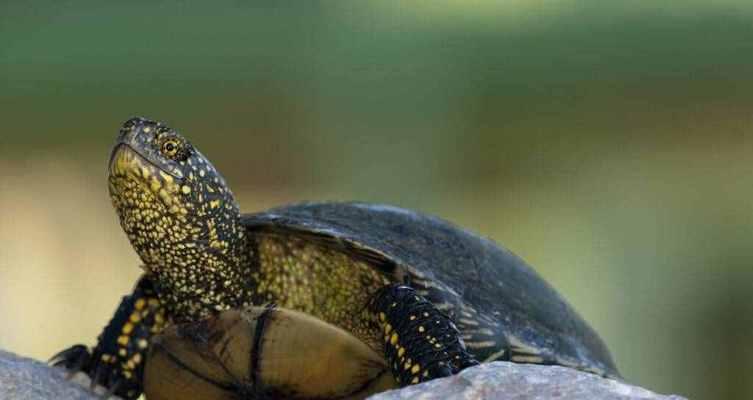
[122,117,146,131]
[119,117,165,140]
[156,124,170,134]
[117,117,155,144]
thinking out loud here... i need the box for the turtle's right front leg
[370,285,479,386]
[51,274,168,399]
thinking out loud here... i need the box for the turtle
[52,117,619,400]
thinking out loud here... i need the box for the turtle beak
[108,118,149,176]
[108,143,137,177]
[108,117,182,180]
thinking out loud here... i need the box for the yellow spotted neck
[252,234,393,351]
[109,144,253,322]
[108,118,395,337]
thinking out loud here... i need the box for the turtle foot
[370,285,479,386]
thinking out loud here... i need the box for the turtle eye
[160,138,183,160]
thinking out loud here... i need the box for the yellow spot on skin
[143,127,151,133]
[390,332,399,345]
[418,326,425,333]
[398,347,405,357]
[117,335,129,346]
[181,185,191,194]
[135,299,146,310]
[138,339,149,349]
[264,235,390,347]
[379,312,386,322]
[511,355,545,363]
[384,324,392,335]
[129,312,141,323]
[119,349,127,357]
[411,364,421,374]
[210,199,220,209]
[122,322,134,334]
[412,377,420,384]
[159,171,174,184]
[158,189,172,206]
[404,360,412,370]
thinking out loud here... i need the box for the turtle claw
[50,345,110,398]
[50,344,92,377]
[102,378,125,399]
[50,344,136,399]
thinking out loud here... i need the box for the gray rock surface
[0,349,113,400]
[368,362,686,400]
[1,350,685,400]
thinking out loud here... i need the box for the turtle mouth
[109,143,193,224]
[108,144,184,205]
[108,143,180,182]
[108,143,136,177]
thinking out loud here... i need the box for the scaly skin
[53,117,479,399]
[108,117,253,322]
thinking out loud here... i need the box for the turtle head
[109,117,234,215]
[108,117,250,318]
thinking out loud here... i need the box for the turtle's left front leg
[370,285,479,386]
[50,275,168,399]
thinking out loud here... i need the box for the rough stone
[0,350,685,400]
[368,362,686,400]
[0,349,117,400]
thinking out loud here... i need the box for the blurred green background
[1,1,752,399]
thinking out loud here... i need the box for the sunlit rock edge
[368,361,687,400]
[0,350,120,400]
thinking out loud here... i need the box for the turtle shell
[241,202,619,378]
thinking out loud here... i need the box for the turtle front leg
[370,285,479,386]
[50,275,168,399]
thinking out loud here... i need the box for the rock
[367,362,686,400]
[0,349,116,400]
[0,350,684,400]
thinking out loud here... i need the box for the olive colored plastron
[144,306,397,400]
